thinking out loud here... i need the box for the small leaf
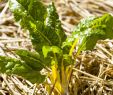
[63,54,74,66]
[42,46,62,58]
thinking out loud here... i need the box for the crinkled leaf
[15,49,45,71]
[9,0,66,53]
[9,0,46,22]
[44,3,66,47]
[63,14,113,53]
[0,56,45,83]
[9,0,48,52]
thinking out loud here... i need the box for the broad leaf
[9,0,66,53]
[63,14,113,54]
[0,56,45,83]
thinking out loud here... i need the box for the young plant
[0,0,113,94]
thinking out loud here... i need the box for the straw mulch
[0,0,113,95]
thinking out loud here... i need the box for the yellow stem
[69,38,79,56]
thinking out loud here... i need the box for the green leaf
[9,0,66,53]
[63,54,74,66]
[44,2,66,47]
[16,49,40,60]
[9,0,46,22]
[9,0,48,52]
[42,46,62,58]
[15,49,45,71]
[63,14,113,54]
[0,56,45,83]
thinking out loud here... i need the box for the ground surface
[0,0,113,95]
